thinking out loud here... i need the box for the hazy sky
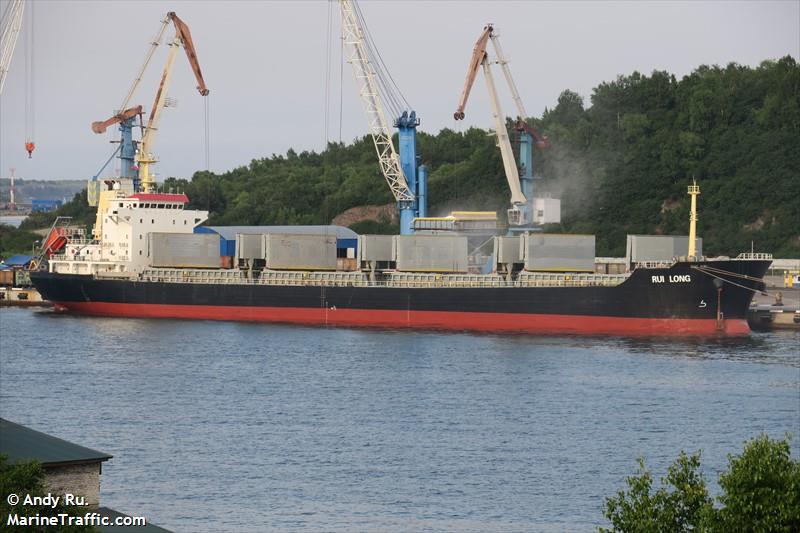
[1,0,798,182]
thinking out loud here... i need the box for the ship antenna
[687,178,700,260]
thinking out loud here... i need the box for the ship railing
[735,252,773,260]
[63,238,92,246]
[634,261,676,269]
[139,268,628,289]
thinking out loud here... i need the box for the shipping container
[521,234,595,272]
[625,235,702,265]
[358,235,394,263]
[0,270,13,287]
[149,233,221,268]
[394,235,469,273]
[235,233,264,260]
[264,233,337,270]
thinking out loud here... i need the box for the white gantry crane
[339,0,414,203]
[455,24,554,227]
[455,24,526,225]
[0,0,24,95]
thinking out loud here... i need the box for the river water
[0,215,26,228]
[1,307,797,532]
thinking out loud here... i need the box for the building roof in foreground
[0,418,112,466]
[2,254,34,267]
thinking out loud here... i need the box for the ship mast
[687,180,700,259]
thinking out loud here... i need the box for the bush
[601,434,799,532]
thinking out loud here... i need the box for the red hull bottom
[53,301,751,336]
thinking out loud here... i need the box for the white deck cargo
[235,233,264,260]
[149,233,220,268]
[626,235,702,264]
[393,235,468,273]
[493,236,521,268]
[264,233,337,270]
[520,233,595,272]
[358,235,394,263]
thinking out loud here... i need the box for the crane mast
[491,31,527,120]
[137,33,181,193]
[339,0,414,204]
[455,24,554,227]
[456,25,526,224]
[482,58,526,208]
[118,17,171,116]
[0,0,24,95]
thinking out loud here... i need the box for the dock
[0,287,52,307]
[748,287,800,331]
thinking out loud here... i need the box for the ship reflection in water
[2,307,797,532]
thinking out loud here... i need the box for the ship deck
[131,267,630,289]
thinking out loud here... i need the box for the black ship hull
[30,260,770,336]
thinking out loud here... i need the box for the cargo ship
[28,181,771,336]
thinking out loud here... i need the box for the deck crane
[455,24,550,227]
[90,11,208,193]
[339,0,426,234]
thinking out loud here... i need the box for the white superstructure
[50,188,208,276]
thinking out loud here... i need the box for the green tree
[601,435,799,532]
[716,434,800,533]
[601,452,714,533]
[0,225,42,257]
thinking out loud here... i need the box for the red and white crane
[455,24,552,227]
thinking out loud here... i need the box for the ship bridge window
[166,204,173,209]
[119,203,123,207]
[157,203,165,209]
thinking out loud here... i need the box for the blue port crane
[455,24,551,228]
[339,0,426,234]
[90,11,209,193]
